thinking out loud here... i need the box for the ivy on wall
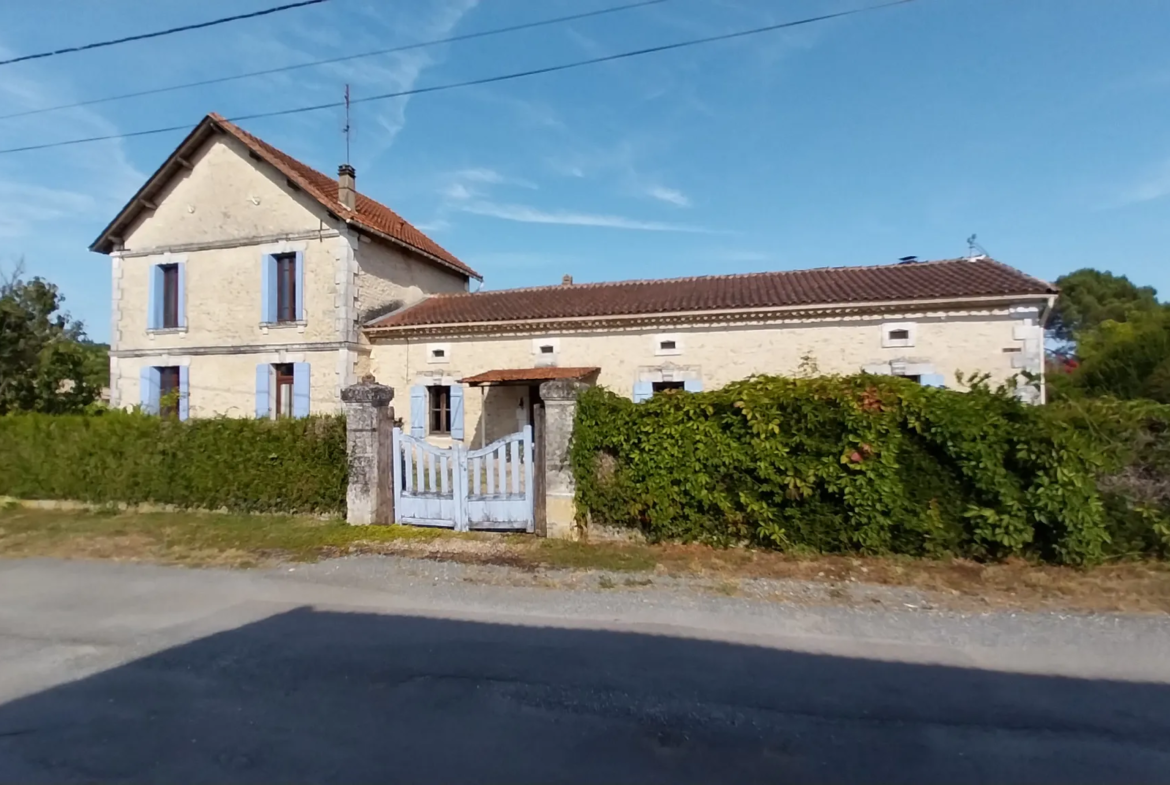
[0,411,347,515]
[572,375,1169,565]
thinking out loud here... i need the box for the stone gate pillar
[341,380,395,526]
[538,378,591,539]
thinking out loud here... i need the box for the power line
[0,0,914,156]
[0,0,330,68]
[0,0,671,121]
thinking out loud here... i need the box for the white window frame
[426,342,451,365]
[654,333,683,356]
[881,322,917,349]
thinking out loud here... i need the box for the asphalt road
[1,557,1169,784]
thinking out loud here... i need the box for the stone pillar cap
[341,381,395,406]
[539,378,591,401]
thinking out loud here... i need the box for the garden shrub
[572,375,1124,565]
[0,410,347,515]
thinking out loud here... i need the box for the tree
[1048,268,1160,344]
[0,265,102,414]
[1067,307,1170,403]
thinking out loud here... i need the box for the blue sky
[1,0,1168,343]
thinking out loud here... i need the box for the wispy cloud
[646,184,691,207]
[460,201,713,232]
[1112,158,1170,207]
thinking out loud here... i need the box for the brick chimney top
[338,164,356,211]
[562,274,573,285]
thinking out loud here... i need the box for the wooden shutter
[633,381,653,403]
[294,251,305,321]
[255,364,270,418]
[148,265,164,330]
[683,379,703,393]
[140,367,161,415]
[449,384,464,440]
[260,254,277,323]
[409,385,426,437]
[176,262,187,329]
[292,363,311,418]
[178,366,190,421]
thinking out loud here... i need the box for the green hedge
[0,411,347,515]
[571,375,1169,565]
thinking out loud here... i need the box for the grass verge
[2,506,1168,613]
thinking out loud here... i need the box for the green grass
[0,507,446,566]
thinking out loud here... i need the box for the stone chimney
[562,274,573,285]
[338,164,356,211]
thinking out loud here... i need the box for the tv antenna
[966,234,989,259]
[343,84,351,165]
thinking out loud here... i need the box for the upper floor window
[160,265,180,329]
[275,253,297,323]
[149,260,185,331]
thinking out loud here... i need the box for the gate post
[538,379,591,539]
[341,379,395,526]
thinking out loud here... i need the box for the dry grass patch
[2,506,1168,613]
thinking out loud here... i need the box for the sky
[0,0,1168,343]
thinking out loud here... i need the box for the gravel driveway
[1,556,1169,783]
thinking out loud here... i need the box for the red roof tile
[209,114,478,278]
[368,258,1055,331]
[460,367,601,385]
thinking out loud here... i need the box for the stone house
[366,260,1057,447]
[92,113,478,419]
[94,115,1057,437]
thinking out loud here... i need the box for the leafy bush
[571,375,1122,565]
[0,411,347,515]
[1043,397,1170,559]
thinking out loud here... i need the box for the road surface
[1,556,1169,784]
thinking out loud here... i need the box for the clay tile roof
[460,367,601,385]
[368,258,1055,331]
[208,114,478,279]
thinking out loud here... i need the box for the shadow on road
[0,606,1167,783]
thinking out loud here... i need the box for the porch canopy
[459,367,599,387]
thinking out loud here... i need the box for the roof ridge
[433,257,1017,299]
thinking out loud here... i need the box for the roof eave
[89,115,221,254]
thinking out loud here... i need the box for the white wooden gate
[391,426,534,532]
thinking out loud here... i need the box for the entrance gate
[391,426,534,532]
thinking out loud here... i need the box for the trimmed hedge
[0,411,347,515]
[571,375,1169,566]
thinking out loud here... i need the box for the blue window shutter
[255,364,270,419]
[140,367,161,415]
[409,385,426,437]
[294,251,305,321]
[922,373,947,388]
[633,381,653,403]
[261,254,276,323]
[178,366,190,421]
[449,384,465,440]
[684,379,703,393]
[176,262,187,329]
[292,362,311,418]
[147,265,162,330]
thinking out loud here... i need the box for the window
[540,345,555,355]
[427,343,451,364]
[275,253,297,323]
[429,385,451,434]
[159,366,181,418]
[882,322,916,349]
[654,334,682,356]
[160,264,180,329]
[274,363,295,418]
[652,381,685,395]
[432,349,446,359]
[659,340,677,351]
